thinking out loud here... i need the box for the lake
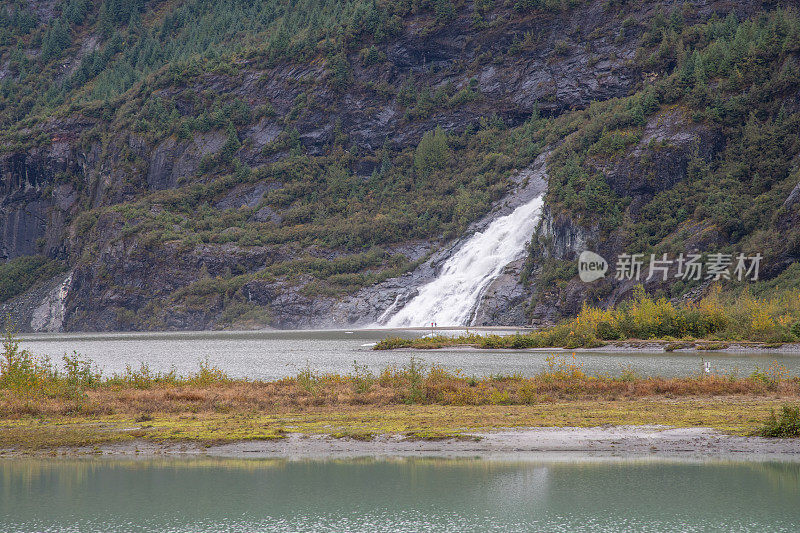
[18,329,800,380]
[1,456,798,532]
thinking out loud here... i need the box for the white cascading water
[383,195,545,327]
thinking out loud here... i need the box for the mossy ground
[0,398,790,451]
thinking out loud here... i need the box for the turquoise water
[18,329,800,380]
[2,457,799,532]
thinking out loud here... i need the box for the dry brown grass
[1,370,797,420]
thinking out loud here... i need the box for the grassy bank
[2,400,793,452]
[1,331,800,450]
[376,288,800,351]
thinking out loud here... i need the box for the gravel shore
[8,426,799,460]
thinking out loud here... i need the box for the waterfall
[383,194,545,327]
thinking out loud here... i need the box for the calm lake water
[18,329,800,380]
[1,457,799,532]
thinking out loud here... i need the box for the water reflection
[1,457,799,532]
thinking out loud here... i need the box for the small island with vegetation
[376,288,800,351]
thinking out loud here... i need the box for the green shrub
[0,328,52,391]
[596,321,621,340]
[619,365,639,382]
[296,362,319,394]
[350,360,375,394]
[374,337,413,350]
[188,357,230,386]
[111,362,174,389]
[403,357,425,404]
[414,127,450,177]
[759,405,800,438]
[480,334,507,349]
[61,351,99,389]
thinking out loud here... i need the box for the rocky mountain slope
[1,0,798,331]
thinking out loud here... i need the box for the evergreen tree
[414,127,450,177]
[329,53,351,89]
[41,18,71,61]
[63,0,88,25]
[435,0,456,24]
[220,123,241,164]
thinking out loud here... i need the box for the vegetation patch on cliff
[0,256,65,303]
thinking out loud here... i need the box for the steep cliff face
[0,0,797,331]
[0,136,80,261]
[523,106,732,322]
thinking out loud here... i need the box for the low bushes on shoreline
[2,323,798,419]
[2,328,800,441]
[0,336,800,444]
[759,405,800,438]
